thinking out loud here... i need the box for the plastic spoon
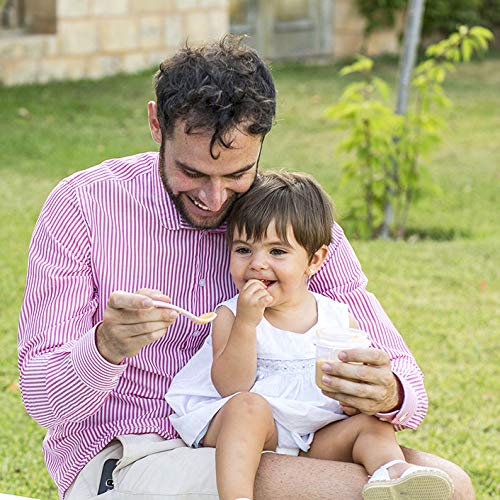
[151,300,217,325]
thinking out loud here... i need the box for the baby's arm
[211,280,272,397]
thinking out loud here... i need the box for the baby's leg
[203,392,278,500]
[302,413,405,474]
[304,414,452,499]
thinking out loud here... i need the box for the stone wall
[0,0,401,86]
[333,0,402,59]
[0,0,229,85]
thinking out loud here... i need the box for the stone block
[367,29,399,56]
[147,50,170,68]
[130,0,174,14]
[58,20,98,55]
[206,9,229,39]
[334,33,363,59]
[139,16,164,49]
[164,15,184,48]
[57,0,90,18]
[0,36,23,60]
[65,58,90,80]
[1,59,40,85]
[45,35,59,57]
[334,0,365,33]
[88,55,124,79]
[199,0,228,7]
[0,33,57,62]
[25,35,54,58]
[38,58,69,83]
[98,19,139,52]
[176,0,198,9]
[185,11,211,43]
[123,53,147,73]
[93,0,129,16]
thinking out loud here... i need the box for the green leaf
[461,39,473,62]
[469,26,494,41]
[340,55,374,76]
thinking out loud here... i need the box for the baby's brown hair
[226,170,334,258]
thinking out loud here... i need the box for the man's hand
[96,289,178,365]
[319,347,403,415]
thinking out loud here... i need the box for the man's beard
[158,145,254,229]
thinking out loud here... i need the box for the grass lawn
[0,54,499,498]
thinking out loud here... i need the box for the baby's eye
[234,247,251,255]
[270,248,287,256]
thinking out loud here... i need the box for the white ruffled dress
[166,292,352,454]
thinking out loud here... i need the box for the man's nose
[199,179,228,212]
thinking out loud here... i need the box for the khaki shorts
[65,434,218,499]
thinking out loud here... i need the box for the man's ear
[147,101,162,144]
[308,245,328,274]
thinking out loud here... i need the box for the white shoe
[362,459,453,500]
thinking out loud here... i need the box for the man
[18,36,473,499]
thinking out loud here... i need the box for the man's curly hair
[153,35,276,157]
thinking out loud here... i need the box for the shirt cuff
[71,325,128,392]
[376,373,417,428]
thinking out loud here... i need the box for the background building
[0,0,400,86]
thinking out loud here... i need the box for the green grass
[1,55,499,498]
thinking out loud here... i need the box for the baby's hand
[236,279,273,326]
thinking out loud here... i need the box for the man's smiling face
[159,122,262,229]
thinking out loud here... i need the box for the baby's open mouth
[259,279,275,288]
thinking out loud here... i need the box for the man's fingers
[115,320,173,338]
[136,288,171,302]
[320,361,381,385]
[107,305,178,325]
[112,327,169,359]
[108,291,154,310]
[321,374,377,400]
[127,327,169,346]
[338,347,389,366]
[339,403,360,416]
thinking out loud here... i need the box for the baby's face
[229,221,311,307]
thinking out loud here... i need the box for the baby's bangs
[234,188,295,244]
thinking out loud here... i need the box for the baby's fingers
[252,288,273,306]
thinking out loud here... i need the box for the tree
[325,26,493,239]
[380,0,426,239]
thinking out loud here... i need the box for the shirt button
[199,278,205,287]
[111,375,120,383]
[192,330,201,337]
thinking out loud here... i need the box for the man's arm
[18,180,124,427]
[18,181,176,427]
[310,223,428,430]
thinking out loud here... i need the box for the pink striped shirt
[18,152,427,498]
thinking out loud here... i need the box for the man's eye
[270,248,286,255]
[226,173,245,181]
[183,170,204,179]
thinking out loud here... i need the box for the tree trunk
[380,0,425,239]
